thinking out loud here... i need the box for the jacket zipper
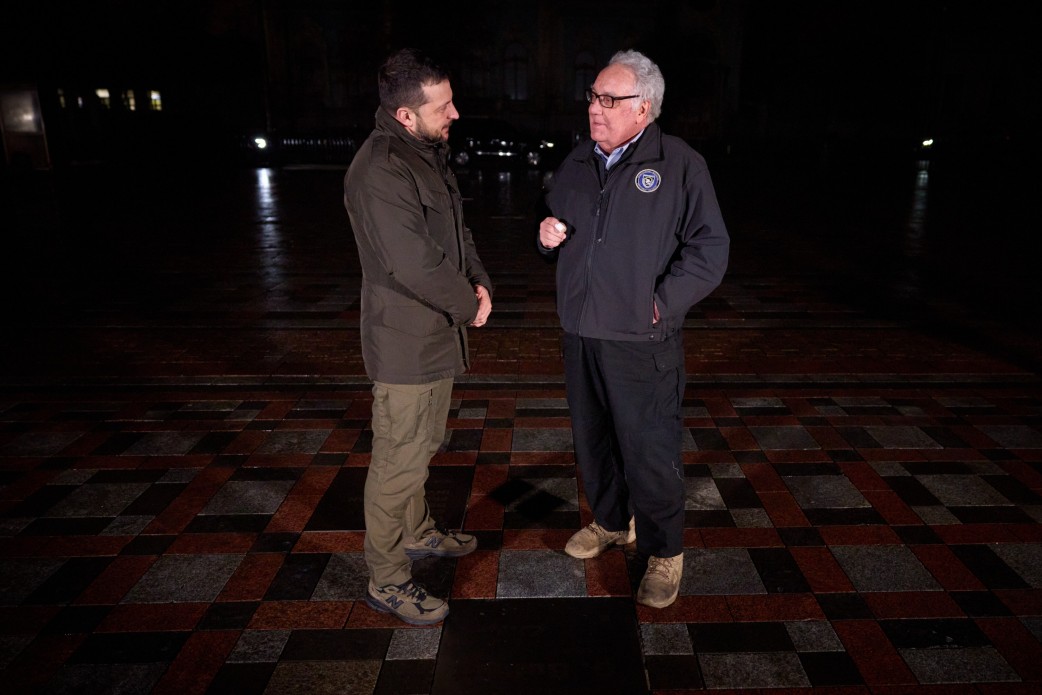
[576,163,618,335]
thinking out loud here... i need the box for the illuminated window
[95,88,111,108]
[122,89,136,111]
[57,88,66,108]
[150,90,162,111]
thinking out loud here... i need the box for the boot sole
[564,532,636,559]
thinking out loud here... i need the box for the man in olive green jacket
[344,48,492,626]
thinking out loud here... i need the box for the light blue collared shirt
[594,128,646,170]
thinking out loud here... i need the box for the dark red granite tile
[501,529,573,550]
[838,462,889,492]
[863,591,963,619]
[681,529,707,547]
[759,492,811,527]
[166,533,256,554]
[766,450,833,464]
[819,526,901,546]
[293,531,365,553]
[585,550,630,597]
[257,401,295,419]
[452,550,499,599]
[807,425,853,450]
[789,547,856,593]
[244,453,314,468]
[910,545,986,591]
[480,428,512,451]
[720,427,759,451]
[932,524,1021,544]
[699,528,784,548]
[217,553,284,602]
[995,589,1042,616]
[860,490,922,525]
[42,536,131,557]
[636,595,732,624]
[75,555,157,605]
[741,463,787,492]
[975,617,1042,681]
[0,606,60,634]
[150,629,240,695]
[97,603,209,632]
[833,620,916,686]
[727,594,824,622]
[320,428,360,452]
[223,430,267,455]
[248,600,351,629]
[292,467,339,495]
[265,494,320,533]
[1010,523,1042,542]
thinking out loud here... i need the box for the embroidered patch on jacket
[634,169,661,193]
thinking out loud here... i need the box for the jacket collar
[374,107,449,163]
[576,121,663,167]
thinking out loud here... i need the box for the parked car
[448,117,564,170]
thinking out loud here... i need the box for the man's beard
[414,117,447,144]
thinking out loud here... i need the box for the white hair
[608,49,665,122]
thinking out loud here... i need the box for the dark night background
[1,0,1040,356]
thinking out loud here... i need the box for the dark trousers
[562,332,686,557]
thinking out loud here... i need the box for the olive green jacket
[344,108,491,384]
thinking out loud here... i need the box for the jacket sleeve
[653,164,730,323]
[462,224,493,296]
[349,159,478,325]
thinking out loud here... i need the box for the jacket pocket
[368,285,449,337]
[418,185,451,216]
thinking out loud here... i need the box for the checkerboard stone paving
[0,386,1040,694]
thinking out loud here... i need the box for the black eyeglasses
[585,88,640,109]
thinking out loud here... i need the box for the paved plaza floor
[1,157,1040,693]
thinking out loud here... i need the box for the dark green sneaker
[404,527,477,559]
[365,580,448,625]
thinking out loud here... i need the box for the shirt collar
[594,128,646,169]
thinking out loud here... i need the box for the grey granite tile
[731,508,773,528]
[386,626,441,660]
[45,663,169,695]
[497,550,585,598]
[181,400,242,412]
[831,545,940,592]
[0,558,66,604]
[870,461,911,477]
[49,469,98,485]
[979,425,1042,449]
[684,477,726,510]
[750,426,820,450]
[833,397,889,408]
[510,428,573,452]
[683,405,710,418]
[457,407,486,419]
[896,404,927,416]
[124,432,205,456]
[46,483,151,518]
[0,633,33,669]
[123,553,242,603]
[783,475,870,509]
[916,475,1013,507]
[913,505,962,525]
[641,623,694,655]
[0,517,32,536]
[1022,617,1042,642]
[228,630,291,663]
[731,397,785,408]
[201,480,295,515]
[681,548,766,595]
[501,477,578,512]
[1,431,83,456]
[709,462,745,478]
[158,468,202,484]
[255,430,330,454]
[899,646,1019,683]
[699,652,810,689]
[865,426,942,449]
[263,660,381,695]
[312,552,369,600]
[785,621,844,652]
[101,515,154,536]
[990,544,1042,587]
[516,398,568,410]
[295,399,352,411]
[1026,506,1042,523]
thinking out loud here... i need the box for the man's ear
[637,100,650,121]
[394,107,414,128]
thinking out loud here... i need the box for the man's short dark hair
[379,48,450,113]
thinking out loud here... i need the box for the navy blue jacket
[540,122,729,341]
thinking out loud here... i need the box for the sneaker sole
[404,545,477,560]
[636,589,679,609]
[364,593,448,626]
